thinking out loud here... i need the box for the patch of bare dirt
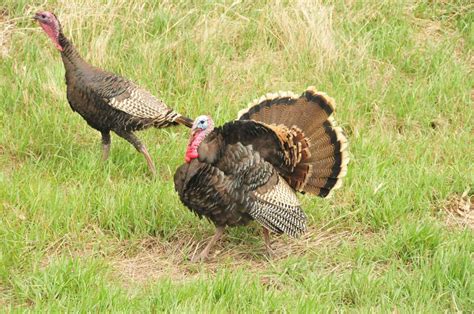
[0,284,10,307]
[439,189,473,229]
[110,226,353,286]
[110,235,198,285]
[430,116,450,130]
[37,223,356,288]
[0,8,14,58]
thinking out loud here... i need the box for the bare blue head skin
[193,115,211,131]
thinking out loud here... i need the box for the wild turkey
[33,11,193,175]
[174,87,349,261]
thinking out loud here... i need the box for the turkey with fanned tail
[174,87,349,261]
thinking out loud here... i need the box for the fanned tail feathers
[238,86,349,198]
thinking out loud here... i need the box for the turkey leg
[114,130,156,176]
[101,131,111,161]
[139,146,156,177]
[263,227,274,258]
[192,226,225,262]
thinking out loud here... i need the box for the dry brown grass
[0,8,14,58]
[439,189,473,229]
[38,224,354,287]
[266,0,337,64]
[0,284,11,308]
[25,0,160,65]
[189,0,341,106]
[110,226,354,286]
[193,2,248,47]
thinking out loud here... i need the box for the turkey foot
[263,227,274,259]
[191,226,225,262]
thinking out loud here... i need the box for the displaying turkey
[174,87,349,261]
[33,11,193,175]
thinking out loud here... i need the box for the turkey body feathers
[60,36,190,131]
[174,126,307,237]
[174,160,249,227]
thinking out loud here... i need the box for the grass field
[1,0,473,311]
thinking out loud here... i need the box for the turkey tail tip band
[237,86,336,120]
[304,86,336,116]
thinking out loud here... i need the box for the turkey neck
[58,32,89,72]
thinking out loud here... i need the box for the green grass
[1,0,473,311]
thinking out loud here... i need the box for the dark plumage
[174,87,349,261]
[34,11,193,175]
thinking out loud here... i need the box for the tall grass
[1,0,472,311]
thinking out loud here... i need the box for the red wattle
[184,132,202,163]
[184,132,201,163]
[40,23,63,51]
[185,150,198,163]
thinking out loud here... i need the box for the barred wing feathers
[89,72,192,127]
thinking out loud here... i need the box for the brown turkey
[33,11,193,175]
[174,87,349,261]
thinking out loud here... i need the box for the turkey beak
[33,13,44,22]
